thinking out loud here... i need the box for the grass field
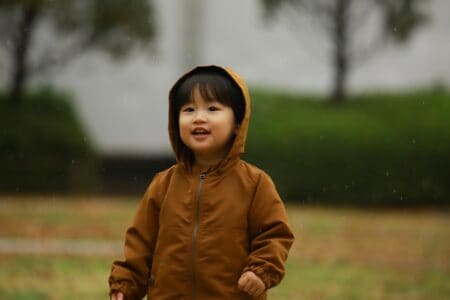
[0,196,449,299]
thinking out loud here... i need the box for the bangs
[172,70,245,124]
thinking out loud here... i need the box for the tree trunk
[331,0,350,104]
[8,5,39,106]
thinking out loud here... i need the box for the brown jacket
[109,66,295,299]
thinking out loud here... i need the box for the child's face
[179,86,237,162]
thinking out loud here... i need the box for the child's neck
[193,142,233,169]
[194,156,224,169]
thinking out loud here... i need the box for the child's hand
[238,271,265,297]
[110,292,124,300]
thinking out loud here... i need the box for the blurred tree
[0,0,156,106]
[261,0,429,103]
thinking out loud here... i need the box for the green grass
[0,197,449,299]
[272,260,450,300]
[0,256,111,300]
[1,255,447,300]
[0,196,137,239]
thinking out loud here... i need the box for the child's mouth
[192,129,210,136]
[191,129,211,139]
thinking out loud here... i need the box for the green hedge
[0,87,99,193]
[244,88,450,206]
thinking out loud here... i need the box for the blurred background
[0,0,449,299]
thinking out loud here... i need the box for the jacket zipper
[191,172,206,300]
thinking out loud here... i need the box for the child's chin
[191,147,213,155]
[192,147,222,157]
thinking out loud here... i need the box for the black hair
[172,69,245,125]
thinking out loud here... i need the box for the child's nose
[193,109,207,122]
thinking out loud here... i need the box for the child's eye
[182,107,194,112]
[208,106,220,111]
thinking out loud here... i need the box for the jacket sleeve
[242,171,295,290]
[108,174,161,300]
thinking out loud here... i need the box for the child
[109,65,294,299]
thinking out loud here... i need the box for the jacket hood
[168,65,251,172]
